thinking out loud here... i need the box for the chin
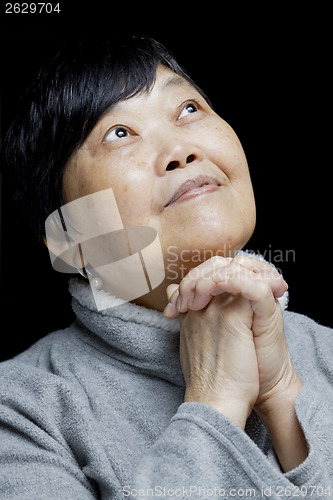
[159,199,256,266]
[162,228,252,281]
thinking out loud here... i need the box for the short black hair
[1,36,208,242]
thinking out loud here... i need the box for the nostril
[186,154,195,164]
[166,160,180,171]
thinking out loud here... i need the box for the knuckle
[194,278,207,294]
[234,253,257,265]
[210,255,231,270]
[256,280,272,299]
[224,261,243,278]
[210,255,225,264]
[233,254,248,265]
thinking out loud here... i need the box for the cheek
[64,152,155,227]
[206,121,249,179]
[106,169,154,227]
[114,184,152,226]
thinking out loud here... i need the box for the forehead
[153,65,195,92]
[90,66,200,130]
[113,65,197,113]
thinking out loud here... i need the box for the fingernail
[163,302,175,317]
[166,284,178,301]
[176,295,184,312]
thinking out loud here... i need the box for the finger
[183,261,254,312]
[185,276,225,311]
[166,283,179,301]
[168,255,287,315]
[234,254,288,298]
[163,286,180,318]
[177,256,287,314]
[213,266,277,319]
[176,256,232,312]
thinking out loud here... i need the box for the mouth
[165,175,221,208]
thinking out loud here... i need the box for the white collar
[68,278,180,334]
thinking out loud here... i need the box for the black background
[0,5,331,361]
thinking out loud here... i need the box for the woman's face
[63,65,256,310]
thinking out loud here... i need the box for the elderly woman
[0,36,332,499]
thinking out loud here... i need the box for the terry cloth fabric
[0,268,332,498]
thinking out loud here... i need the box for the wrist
[184,391,253,429]
[255,373,303,423]
[254,376,307,473]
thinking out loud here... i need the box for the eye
[104,126,130,143]
[178,101,199,119]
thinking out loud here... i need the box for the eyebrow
[162,75,192,90]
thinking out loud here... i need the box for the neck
[132,278,170,312]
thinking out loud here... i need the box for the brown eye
[178,101,198,119]
[104,126,130,143]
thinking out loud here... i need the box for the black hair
[1,36,208,242]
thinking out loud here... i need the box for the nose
[166,153,196,171]
[154,130,203,174]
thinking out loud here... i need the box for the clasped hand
[163,254,302,429]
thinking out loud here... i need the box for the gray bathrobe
[0,277,332,499]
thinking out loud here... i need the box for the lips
[165,175,221,207]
